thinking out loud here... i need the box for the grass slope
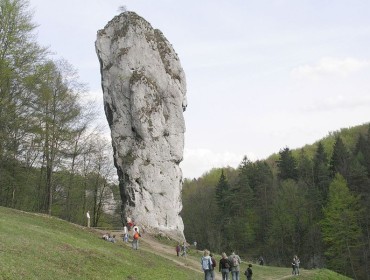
[0,207,199,280]
[0,207,352,280]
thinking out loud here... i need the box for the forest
[181,124,370,280]
[1,1,369,279]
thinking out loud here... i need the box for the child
[244,264,253,280]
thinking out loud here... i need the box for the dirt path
[140,235,222,280]
[107,230,222,280]
[94,229,313,280]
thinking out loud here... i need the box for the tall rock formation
[95,12,187,239]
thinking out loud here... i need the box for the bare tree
[117,5,127,13]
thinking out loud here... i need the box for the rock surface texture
[95,12,187,239]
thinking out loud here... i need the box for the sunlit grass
[0,207,352,280]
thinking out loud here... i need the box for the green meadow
[0,207,351,280]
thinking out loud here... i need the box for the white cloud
[291,57,370,79]
[180,148,250,179]
[305,95,370,112]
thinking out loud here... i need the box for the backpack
[133,232,139,240]
[202,257,211,271]
[232,255,239,267]
[224,260,230,269]
[211,257,216,269]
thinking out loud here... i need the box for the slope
[0,207,351,280]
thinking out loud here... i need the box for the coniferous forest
[1,1,370,279]
[181,124,370,279]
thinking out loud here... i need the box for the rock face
[95,12,187,239]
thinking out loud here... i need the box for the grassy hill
[0,206,352,280]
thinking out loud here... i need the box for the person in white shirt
[86,211,90,228]
[123,225,128,242]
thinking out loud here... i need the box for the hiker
[132,227,141,250]
[210,253,217,280]
[228,251,242,280]
[219,252,231,280]
[108,234,116,243]
[201,249,213,280]
[294,256,300,275]
[123,225,129,242]
[244,264,252,280]
[86,211,90,228]
[181,241,187,258]
[258,256,264,266]
[127,217,133,230]
[133,225,139,233]
[176,243,181,257]
[291,256,296,275]
[102,233,109,241]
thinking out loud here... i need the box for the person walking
[228,251,242,280]
[123,225,129,242]
[210,253,216,280]
[201,249,213,280]
[291,256,296,275]
[294,256,300,275]
[176,243,181,257]
[181,241,187,258]
[244,264,253,280]
[219,252,231,280]
[132,227,141,250]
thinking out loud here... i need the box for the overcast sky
[29,0,370,179]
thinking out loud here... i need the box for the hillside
[0,207,351,280]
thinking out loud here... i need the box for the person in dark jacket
[219,252,231,280]
[244,264,252,280]
[291,256,296,275]
[176,243,181,256]
[210,253,216,280]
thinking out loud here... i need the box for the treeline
[0,0,120,227]
[182,124,370,280]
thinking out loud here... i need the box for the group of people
[201,250,253,280]
[102,233,116,243]
[124,217,141,250]
[100,218,141,250]
[176,242,188,257]
[291,255,300,275]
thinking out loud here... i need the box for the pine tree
[215,170,230,212]
[313,142,331,205]
[321,174,363,278]
[329,136,351,179]
[277,147,298,181]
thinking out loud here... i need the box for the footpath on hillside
[97,229,222,280]
[95,228,312,280]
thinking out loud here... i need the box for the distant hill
[182,122,369,279]
[268,122,369,161]
[0,206,351,280]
